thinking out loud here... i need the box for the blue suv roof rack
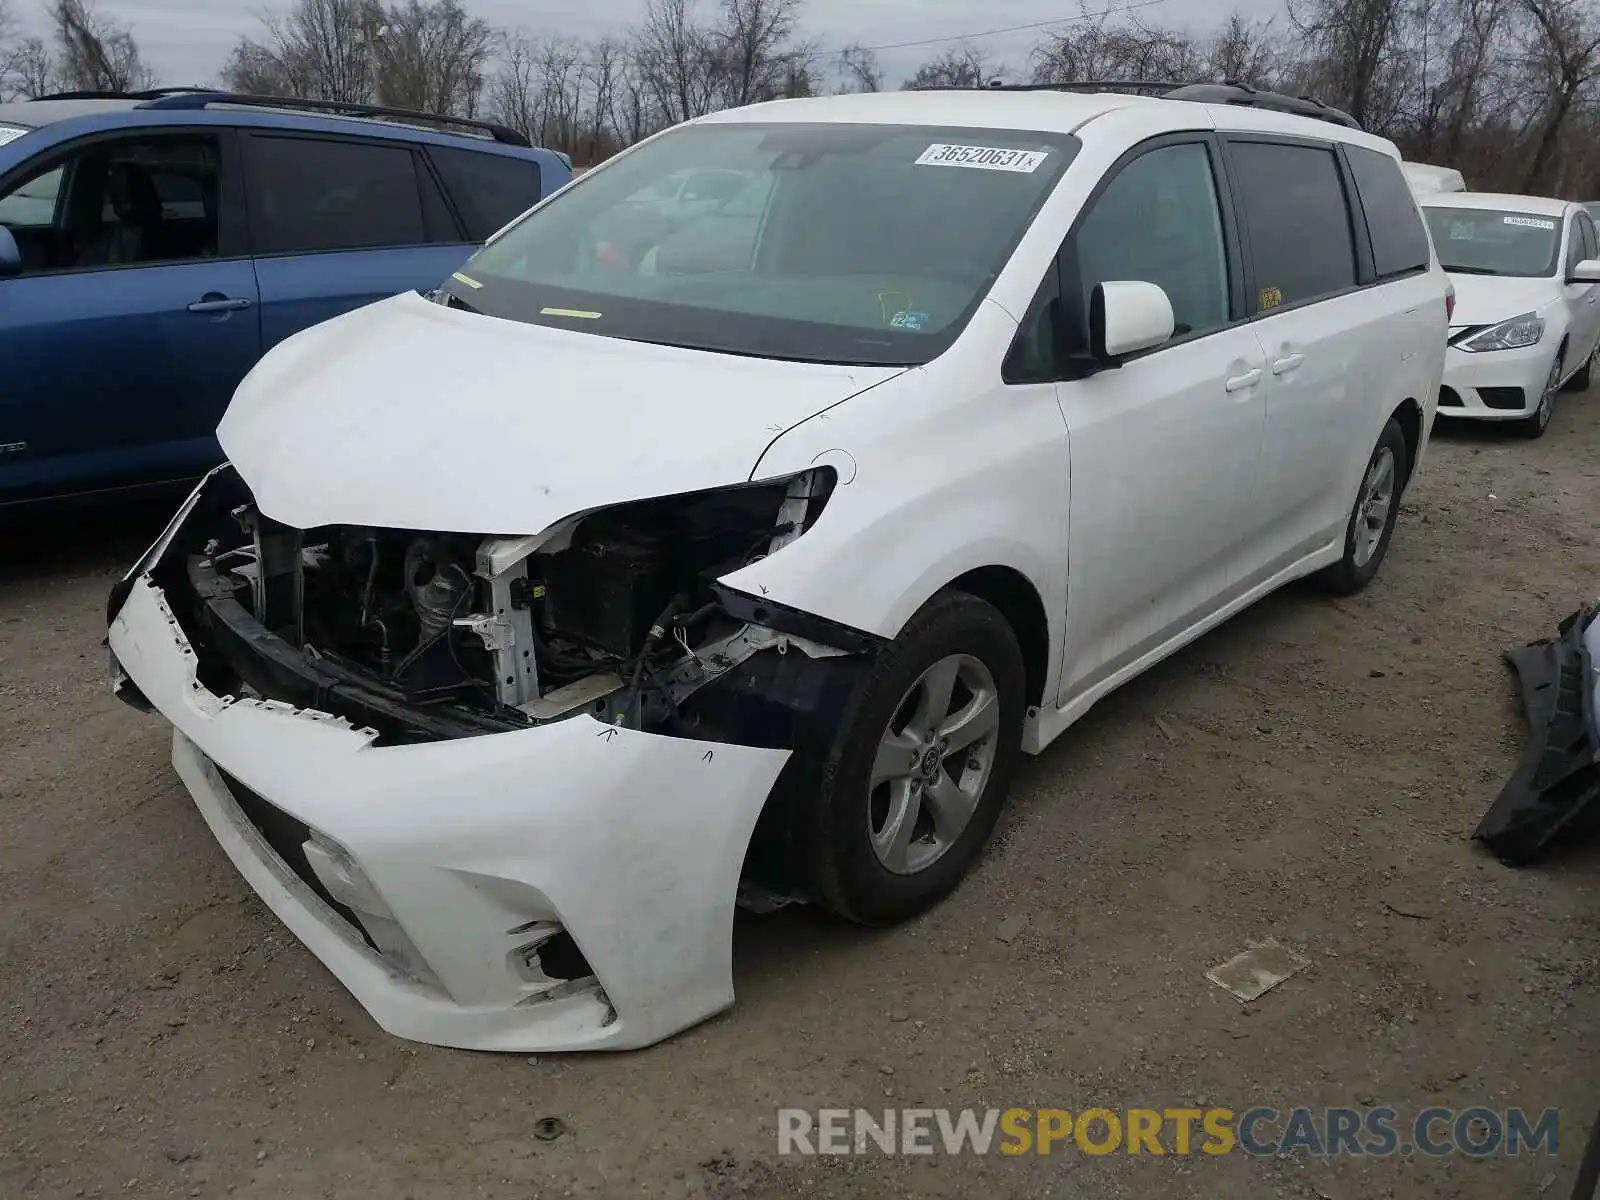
[913,78,1362,130]
[135,90,532,147]
[33,87,208,101]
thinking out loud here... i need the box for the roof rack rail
[910,77,1361,129]
[135,91,532,147]
[32,87,209,102]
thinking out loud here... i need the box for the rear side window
[246,136,426,254]
[1345,145,1430,279]
[1228,140,1356,312]
[430,146,542,241]
[1581,211,1598,261]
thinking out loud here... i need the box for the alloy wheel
[867,654,1001,876]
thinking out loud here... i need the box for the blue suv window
[428,146,542,241]
[245,135,431,254]
[0,134,222,272]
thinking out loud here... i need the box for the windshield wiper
[1443,265,1501,275]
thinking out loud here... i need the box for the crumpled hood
[219,291,903,532]
[1446,273,1561,328]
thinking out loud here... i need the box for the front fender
[722,309,1069,688]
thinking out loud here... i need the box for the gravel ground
[3,398,1599,1200]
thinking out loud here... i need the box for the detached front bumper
[108,573,790,1052]
[1438,340,1556,419]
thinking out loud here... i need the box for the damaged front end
[114,462,874,751]
[105,463,882,1051]
[1475,601,1600,864]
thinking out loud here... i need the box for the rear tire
[807,591,1026,927]
[1316,418,1408,596]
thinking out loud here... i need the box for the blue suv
[0,90,571,508]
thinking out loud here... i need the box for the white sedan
[1419,191,1600,436]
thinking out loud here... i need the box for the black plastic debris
[1475,601,1600,864]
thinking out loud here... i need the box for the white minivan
[107,84,1449,1053]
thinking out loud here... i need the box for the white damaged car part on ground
[107,86,1449,1052]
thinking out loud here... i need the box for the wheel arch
[947,565,1052,709]
[1389,397,1423,484]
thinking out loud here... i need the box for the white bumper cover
[109,575,790,1052]
[1439,340,1557,419]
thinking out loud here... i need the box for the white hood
[219,291,903,533]
[1446,273,1560,328]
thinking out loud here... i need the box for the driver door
[1048,135,1271,701]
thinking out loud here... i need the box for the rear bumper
[108,573,790,1052]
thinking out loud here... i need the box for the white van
[108,82,1450,1053]
[1404,161,1467,194]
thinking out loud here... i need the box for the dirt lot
[3,399,1599,1200]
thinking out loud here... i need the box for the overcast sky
[15,0,1287,89]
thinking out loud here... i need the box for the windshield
[449,122,1079,366]
[1423,206,1562,278]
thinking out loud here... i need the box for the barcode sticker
[1503,215,1556,230]
[915,144,1048,173]
[0,126,28,147]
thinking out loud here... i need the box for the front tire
[1514,353,1562,438]
[808,591,1026,927]
[1563,341,1594,392]
[1317,418,1408,596]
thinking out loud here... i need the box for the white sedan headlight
[1460,313,1545,352]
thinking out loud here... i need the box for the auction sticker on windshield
[1503,216,1556,230]
[0,125,28,147]
[916,144,1048,173]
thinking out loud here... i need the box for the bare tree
[714,0,808,106]
[372,0,491,115]
[0,0,21,97]
[51,0,153,92]
[1437,0,1513,160]
[224,0,383,103]
[582,36,625,162]
[1288,0,1410,130]
[634,0,721,123]
[177,0,1600,193]
[11,37,55,98]
[1032,11,1200,84]
[1517,0,1600,190]
[1205,13,1280,85]
[221,38,294,95]
[836,42,882,92]
[903,45,998,89]
[490,33,587,149]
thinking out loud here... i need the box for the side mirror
[1570,258,1600,284]
[1090,280,1176,362]
[0,226,20,277]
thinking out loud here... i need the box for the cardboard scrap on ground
[1206,940,1311,1002]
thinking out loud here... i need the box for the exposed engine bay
[147,465,864,749]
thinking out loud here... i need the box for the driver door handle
[1225,368,1263,393]
[1272,353,1306,375]
[188,295,252,314]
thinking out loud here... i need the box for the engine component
[405,538,471,647]
[541,519,673,660]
